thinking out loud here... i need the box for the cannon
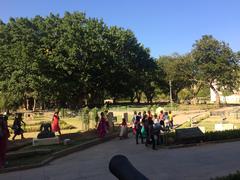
[109,155,148,180]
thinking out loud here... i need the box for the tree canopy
[191,35,240,105]
[0,12,166,110]
[0,12,239,110]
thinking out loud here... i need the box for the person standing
[164,112,170,130]
[51,110,61,135]
[135,112,143,144]
[97,112,108,138]
[0,114,10,168]
[132,111,137,135]
[143,113,156,150]
[119,118,128,139]
[168,111,174,129]
[159,110,164,122]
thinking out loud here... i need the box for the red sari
[51,114,60,132]
[0,119,10,168]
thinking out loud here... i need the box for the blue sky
[1,0,240,58]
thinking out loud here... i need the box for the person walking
[51,110,61,135]
[12,113,25,140]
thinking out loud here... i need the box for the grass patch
[6,154,50,168]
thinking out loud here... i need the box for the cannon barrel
[109,155,148,180]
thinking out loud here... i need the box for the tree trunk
[130,95,135,103]
[172,90,178,103]
[210,84,221,106]
[136,91,142,103]
[191,83,203,104]
[26,98,29,110]
[33,98,36,112]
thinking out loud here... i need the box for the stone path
[1,135,240,180]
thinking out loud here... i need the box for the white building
[210,84,240,104]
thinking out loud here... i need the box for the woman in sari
[97,112,108,138]
[51,110,61,135]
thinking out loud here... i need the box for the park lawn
[63,117,87,130]
[177,115,240,132]
[109,103,217,112]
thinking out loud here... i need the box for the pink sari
[97,118,107,138]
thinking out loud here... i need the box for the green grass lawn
[178,115,240,132]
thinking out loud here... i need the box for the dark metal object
[109,155,149,180]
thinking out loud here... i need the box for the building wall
[210,87,240,104]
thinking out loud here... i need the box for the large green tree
[0,12,158,110]
[192,35,240,105]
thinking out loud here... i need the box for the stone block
[32,136,60,146]
[214,123,234,131]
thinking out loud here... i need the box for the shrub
[211,171,240,180]
[205,129,240,141]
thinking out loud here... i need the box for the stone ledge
[6,149,52,160]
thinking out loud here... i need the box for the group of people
[0,109,174,167]
[96,111,129,139]
[96,109,174,150]
[0,110,62,168]
[131,110,174,150]
[11,110,62,140]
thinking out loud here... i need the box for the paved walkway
[1,135,240,180]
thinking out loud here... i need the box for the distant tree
[157,54,193,103]
[192,35,240,105]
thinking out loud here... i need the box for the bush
[212,171,240,180]
[165,129,240,145]
[205,129,240,141]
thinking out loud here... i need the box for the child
[169,111,174,129]
[119,118,128,139]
